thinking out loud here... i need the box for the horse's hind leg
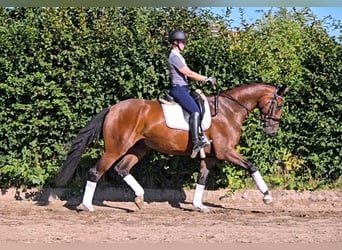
[81,141,148,211]
[81,152,119,211]
[114,141,148,209]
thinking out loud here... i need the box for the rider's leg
[189,112,210,152]
[170,87,209,151]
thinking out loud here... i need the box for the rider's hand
[205,77,216,85]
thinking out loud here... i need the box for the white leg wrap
[193,184,205,208]
[82,181,97,211]
[123,174,144,196]
[252,171,268,194]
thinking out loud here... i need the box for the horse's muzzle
[263,127,278,136]
[269,131,278,136]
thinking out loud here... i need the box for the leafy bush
[0,7,340,190]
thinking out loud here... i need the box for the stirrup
[200,135,210,145]
[190,140,210,159]
[197,136,211,148]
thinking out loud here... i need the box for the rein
[212,89,250,117]
[219,92,251,115]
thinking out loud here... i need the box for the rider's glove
[205,77,216,85]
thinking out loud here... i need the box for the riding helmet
[168,30,188,43]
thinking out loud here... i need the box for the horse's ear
[277,86,289,96]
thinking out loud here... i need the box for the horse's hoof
[194,204,210,213]
[263,194,273,205]
[134,195,144,209]
[77,203,94,212]
[199,206,210,213]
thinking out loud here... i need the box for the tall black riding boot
[189,112,210,152]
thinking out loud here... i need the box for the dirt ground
[0,187,341,244]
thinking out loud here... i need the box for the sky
[211,7,341,39]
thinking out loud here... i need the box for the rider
[168,29,216,154]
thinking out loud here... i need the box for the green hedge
[0,7,341,190]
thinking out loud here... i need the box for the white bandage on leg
[123,174,144,196]
[82,180,97,211]
[252,171,268,194]
[193,184,205,208]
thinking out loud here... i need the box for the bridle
[213,88,283,129]
[259,89,283,129]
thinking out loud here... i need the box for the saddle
[159,89,212,159]
[159,89,212,132]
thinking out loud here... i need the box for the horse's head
[258,86,289,136]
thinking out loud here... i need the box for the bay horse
[55,82,288,212]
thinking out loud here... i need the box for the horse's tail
[55,107,110,187]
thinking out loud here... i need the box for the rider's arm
[178,66,207,82]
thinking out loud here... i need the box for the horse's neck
[227,84,272,111]
[228,91,258,112]
[214,84,272,120]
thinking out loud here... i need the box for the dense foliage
[0,7,341,190]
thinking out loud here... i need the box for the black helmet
[168,30,188,43]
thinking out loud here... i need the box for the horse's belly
[144,131,190,155]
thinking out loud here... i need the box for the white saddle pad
[161,100,211,131]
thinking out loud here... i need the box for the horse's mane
[228,81,275,90]
[213,82,276,96]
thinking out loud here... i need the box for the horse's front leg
[251,169,272,204]
[192,158,216,212]
[220,149,272,204]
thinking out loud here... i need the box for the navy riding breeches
[170,86,200,114]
